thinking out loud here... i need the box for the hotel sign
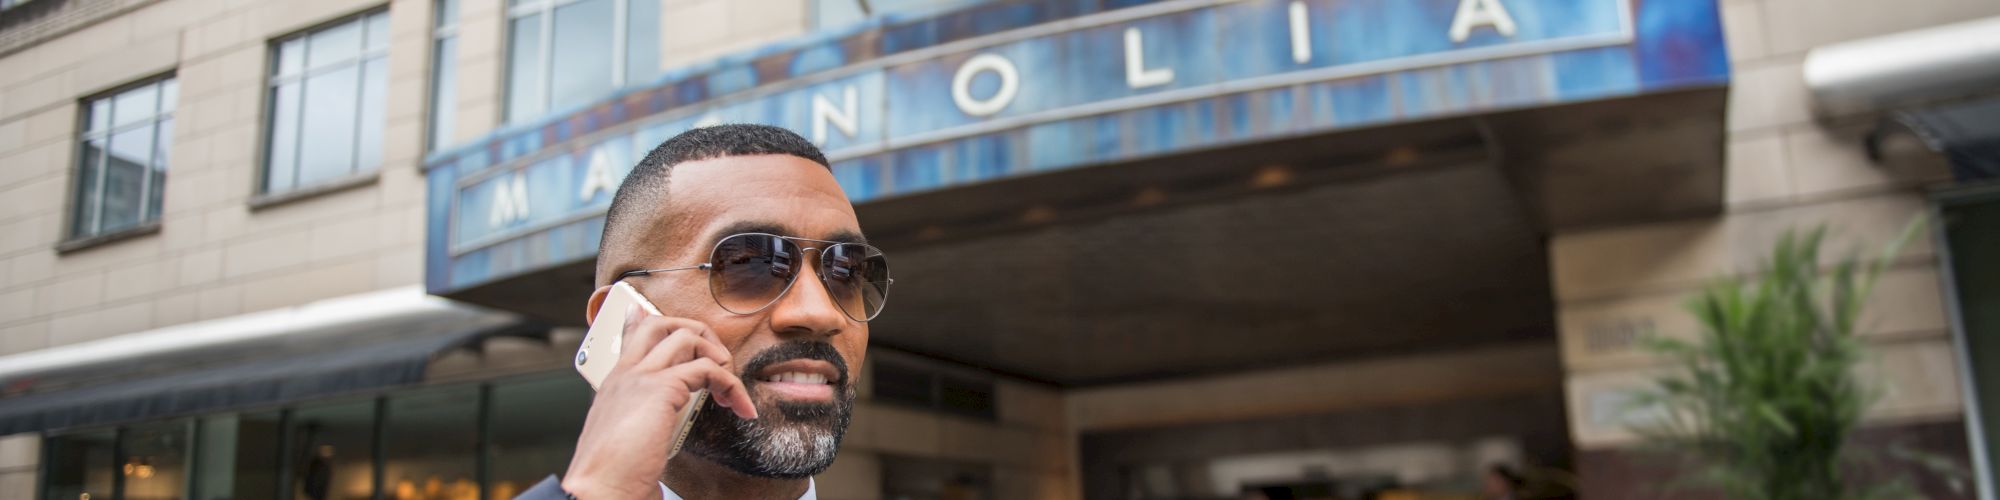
[424,0,1727,293]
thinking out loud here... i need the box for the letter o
[951,53,1019,117]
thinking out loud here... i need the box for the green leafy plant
[1630,224,1957,500]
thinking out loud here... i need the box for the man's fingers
[638,328,732,372]
[665,359,759,420]
[619,315,727,369]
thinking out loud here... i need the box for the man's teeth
[765,372,830,384]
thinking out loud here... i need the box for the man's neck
[660,454,810,500]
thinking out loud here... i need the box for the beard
[682,340,855,479]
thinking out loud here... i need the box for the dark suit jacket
[514,475,570,500]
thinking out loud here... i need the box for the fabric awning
[0,286,546,434]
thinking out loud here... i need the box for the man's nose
[769,251,846,337]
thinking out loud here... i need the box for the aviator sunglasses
[619,233,894,322]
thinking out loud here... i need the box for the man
[516,124,892,500]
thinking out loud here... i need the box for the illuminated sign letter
[811,85,860,145]
[578,146,617,203]
[489,173,530,228]
[1123,27,1174,88]
[951,53,1020,117]
[1289,1,1312,64]
[1449,0,1517,42]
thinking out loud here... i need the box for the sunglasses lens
[708,234,799,314]
[822,243,892,321]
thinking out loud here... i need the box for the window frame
[256,8,392,197]
[60,73,177,250]
[503,0,653,124]
[427,0,460,153]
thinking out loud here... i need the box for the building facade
[0,0,1994,500]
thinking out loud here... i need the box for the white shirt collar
[659,478,816,500]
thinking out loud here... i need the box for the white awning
[1804,16,2000,116]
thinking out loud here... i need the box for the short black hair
[597,124,831,283]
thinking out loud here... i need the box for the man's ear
[584,284,613,325]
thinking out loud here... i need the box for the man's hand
[561,305,759,499]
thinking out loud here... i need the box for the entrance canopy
[423,0,1732,384]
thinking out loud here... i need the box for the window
[381,387,479,500]
[487,376,591,499]
[71,76,175,240]
[871,357,997,420]
[428,0,460,152]
[504,0,660,124]
[119,421,192,500]
[284,400,376,500]
[42,430,116,500]
[264,10,389,194]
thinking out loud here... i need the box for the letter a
[1449,0,1517,43]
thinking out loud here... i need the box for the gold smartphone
[577,281,708,459]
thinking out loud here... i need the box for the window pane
[489,376,592,500]
[429,36,459,152]
[548,0,614,112]
[122,421,192,500]
[71,136,105,236]
[287,400,376,500]
[364,12,390,51]
[297,64,360,186]
[160,78,179,113]
[505,13,545,123]
[265,82,302,192]
[223,411,286,499]
[43,430,116,500]
[624,0,660,87]
[149,117,172,221]
[113,83,160,127]
[192,416,241,500]
[102,123,155,232]
[277,39,306,76]
[436,0,459,28]
[357,57,386,172]
[307,19,363,69]
[86,99,110,133]
[383,387,479,500]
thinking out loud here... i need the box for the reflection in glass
[505,14,545,123]
[111,83,158,127]
[357,58,387,171]
[297,65,361,186]
[429,34,459,151]
[265,81,301,192]
[287,400,376,500]
[101,124,154,232]
[71,135,105,237]
[43,430,116,500]
[307,20,362,69]
[121,421,191,500]
[383,387,479,500]
[549,0,614,114]
[488,376,592,500]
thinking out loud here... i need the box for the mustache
[737,340,850,386]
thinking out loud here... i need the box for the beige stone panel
[0,68,75,118]
[1069,343,1562,432]
[176,248,224,287]
[201,205,250,242]
[103,258,180,303]
[1725,57,1810,134]
[203,122,261,178]
[374,247,422,288]
[196,283,242,320]
[152,290,201,329]
[1863,338,1964,422]
[308,212,385,261]
[1761,0,2000,57]
[245,0,387,42]
[0,322,51,355]
[996,380,1067,431]
[0,142,66,192]
[237,257,375,313]
[816,451,881,500]
[859,404,942,456]
[0,214,58,254]
[8,251,57,286]
[72,35,181,98]
[238,185,381,235]
[1725,131,1791,208]
[49,299,153,345]
[185,11,254,59]
[35,270,104,316]
[378,164,427,207]
[1561,265,1950,372]
[0,288,33,323]
[0,176,64,223]
[660,0,731,69]
[157,214,209,254]
[23,100,76,146]
[1550,193,1934,302]
[0,470,33,500]
[222,227,313,278]
[1720,0,1769,63]
[452,100,499,146]
[380,116,424,167]
[0,433,38,469]
[126,0,227,43]
[1787,123,1952,200]
[937,416,999,462]
[0,118,23,155]
[163,168,229,217]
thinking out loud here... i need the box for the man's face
[618,154,869,478]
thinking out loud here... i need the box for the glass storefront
[1947,191,2000,491]
[38,373,590,500]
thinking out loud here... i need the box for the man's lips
[749,359,841,402]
